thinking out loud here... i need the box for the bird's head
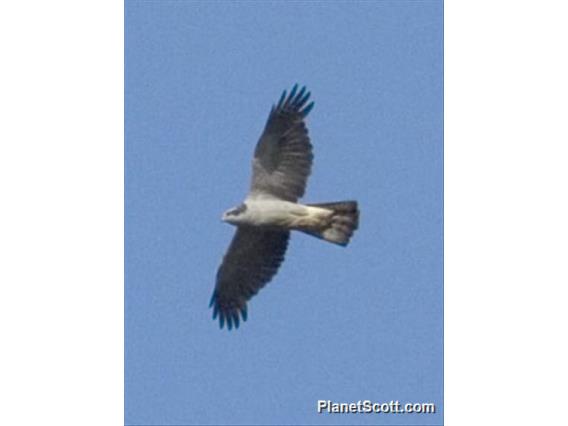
[222,203,248,225]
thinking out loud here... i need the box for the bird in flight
[210,84,359,330]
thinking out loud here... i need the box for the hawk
[210,84,359,330]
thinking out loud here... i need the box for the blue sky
[125,1,443,425]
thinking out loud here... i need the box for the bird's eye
[237,203,247,213]
[233,203,247,215]
[227,203,247,216]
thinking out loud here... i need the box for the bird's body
[225,197,331,231]
[210,84,359,330]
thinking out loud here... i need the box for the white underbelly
[243,199,331,229]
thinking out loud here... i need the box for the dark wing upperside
[210,227,290,330]
[249,84,315,202]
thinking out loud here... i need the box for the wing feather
[210,228,290,330]
[250,84,315,201]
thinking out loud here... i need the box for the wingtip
[273,84,314,115]
[302,101,315,117]
[277,90,287,109]
[293,86,307,106]
[290,83,298,100]
[212,307,247,330]
[298,90,310,108]
[226,314,233,330]
[232,312,240,329]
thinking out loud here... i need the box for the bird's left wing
[210,227,290,330]
[249,84,315,202]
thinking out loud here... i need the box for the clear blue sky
[125,1,443,425]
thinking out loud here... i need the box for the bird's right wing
[249,84,315,202]
[210,227,290,330]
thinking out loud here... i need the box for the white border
[1,1,567,425]
[0,1,123,425]
[446,1,568,424]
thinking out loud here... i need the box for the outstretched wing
[250,84,315,202]
[210,228,290,330]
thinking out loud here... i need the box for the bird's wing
[210,227,290,330]
[249,84,315,202]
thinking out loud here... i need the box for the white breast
[243,198,309,227]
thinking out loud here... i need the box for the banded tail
[304,201,359,246]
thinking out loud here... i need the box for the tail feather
[304,201,359,246]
